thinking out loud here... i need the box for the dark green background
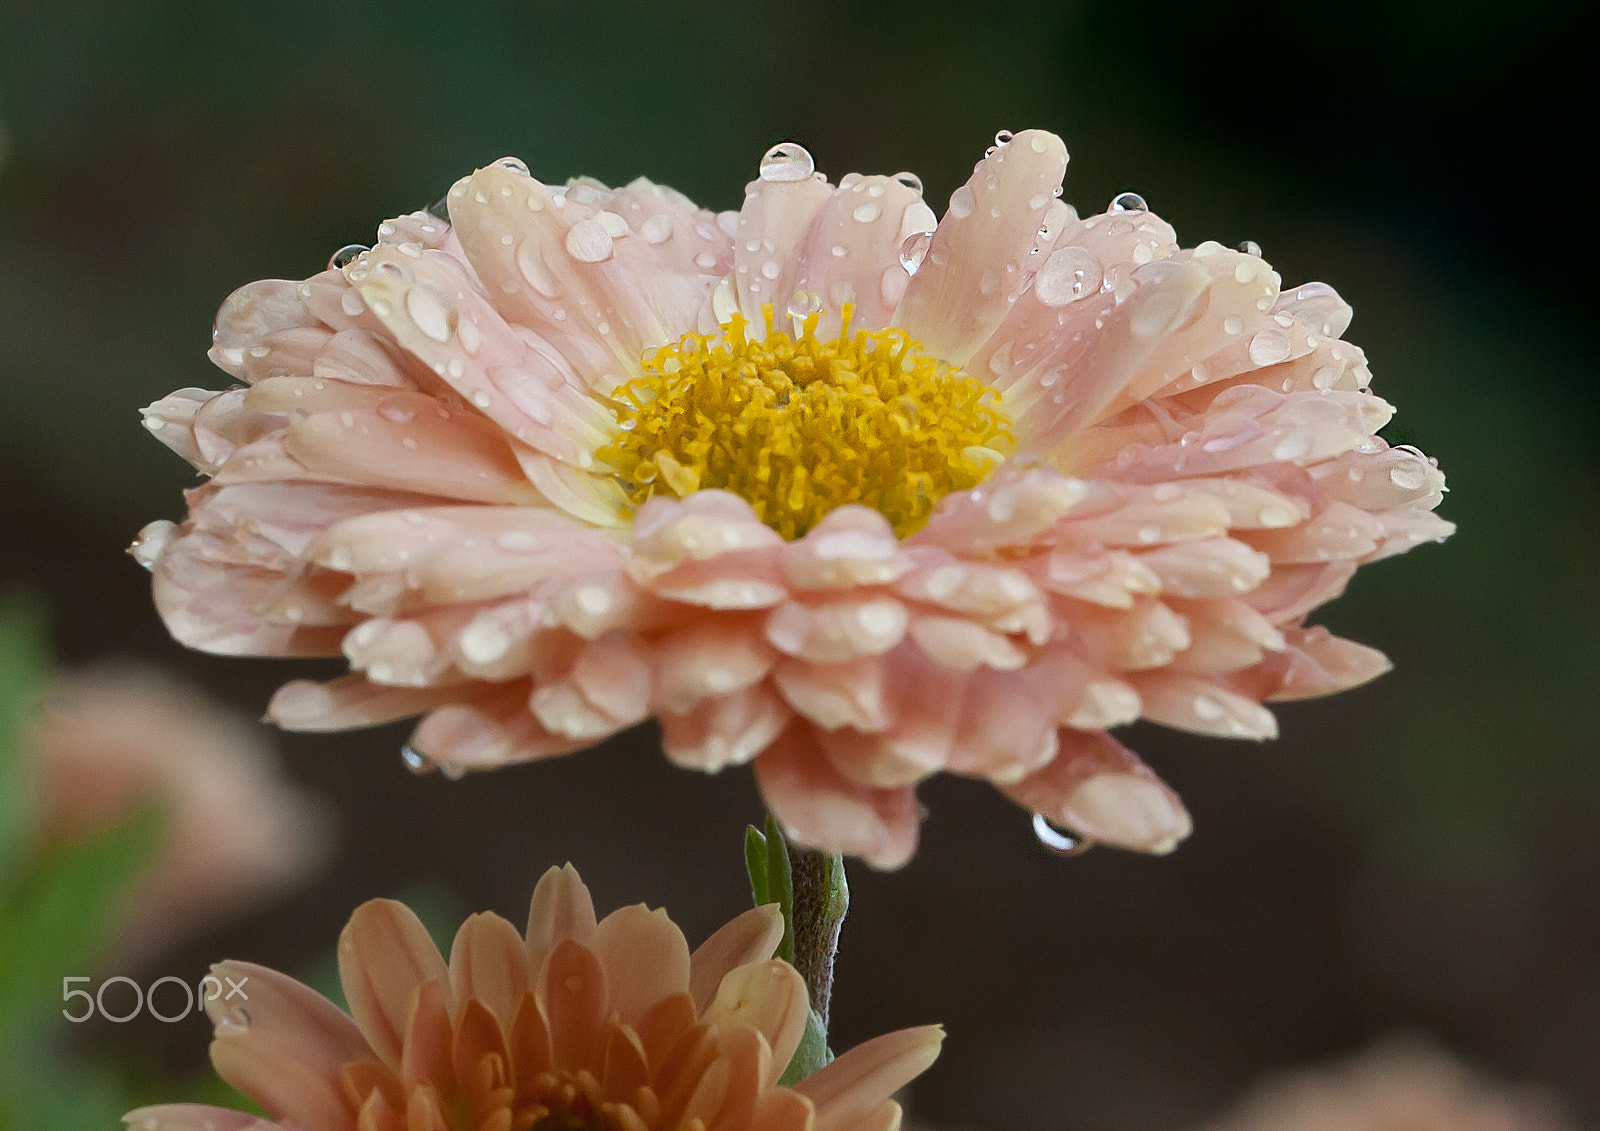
[1,1,1595,1126]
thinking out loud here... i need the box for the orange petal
[592,904,692,1024]
[688,905,784,1013]
[793,1025,943,1131]
[703,960,808,1087]
[525,863,598,972]
[448,912,533,1033]
[540,939,607,1070]
[204,960,369,1128]
[339,900,451,1068]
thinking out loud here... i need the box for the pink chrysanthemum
[125,864,943,1131]
[135,130,1451,867]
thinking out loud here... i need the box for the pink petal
[731,168,834,325]
[896,129,1070,366]
[658,682,791,772]
[794,173,931,334]
[1000,729,1190,853]
[753,724,920,869]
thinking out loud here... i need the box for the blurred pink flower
[1198,1038,1577,1131]
[136,130,1450,867]
[31,664,330,961]
[126,863,942,1131]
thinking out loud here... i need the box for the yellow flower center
[600,306,1012,539]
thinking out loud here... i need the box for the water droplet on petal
[439,762,467,781]
[894,171,923,193]
[564,219,615,263]
[1237,239,1262,257]
[994,129,1015,146]
[899,231,932,275]
[1248,328,1292,367]
[786,289,823,319]
[1034,246,1102,306]
[759,142,815,182]
[1109,191,1148,213]
[329,244,368,270]
[401,745,435,775]
[494,156,531,176]
[948,185,975,219]
[852,201,882,223]
[711,274,741,324]
[1033,812,1095,857]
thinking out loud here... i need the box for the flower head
[30,663,330,961]
[137,131,1451,867]
[124,864,942,1131]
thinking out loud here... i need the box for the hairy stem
[783,842,848,1032]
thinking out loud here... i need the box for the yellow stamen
[599,305,1013,539]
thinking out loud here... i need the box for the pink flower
[136,131,1451,868]
[29,664,331,962]
[1197,1039,1576,1131]
[125,864,943,1131]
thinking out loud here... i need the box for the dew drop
[1389,461,1428,490]
[1236,239,1262,257]
[1248,328,1292,367]
[401,745,435,775]
[564,219,615,263]
[1033,812,1095,857]
[641,214,672,244]
[894,171,923,193]
[439,762,467,781]
[406,287,455,343]
[948,185,975,219]
[1109,191,1148,213]
[852,201,882,223]
[899,231,932,275]
[494,156,531,176]
[329,244,368,270]
[1034,246,1102,306]
[994,129,1015,146]
[786,289,823,318]
[759,142,815,183]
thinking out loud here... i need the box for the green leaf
[0,805,163,1032]
[743,825,770,908]
[763,815,794,965]
[0,592,49,889]
[779,1008,833,1087]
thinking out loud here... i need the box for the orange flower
[125,865,942,1131]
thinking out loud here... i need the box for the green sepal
[779,1008,833,1086]
[763,815,795,965]
[743,825,770,908]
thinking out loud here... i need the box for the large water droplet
[564,219,615,263]
[948,185,975,219]
[759,142,815,183]
[401,745,435,775]
[894,171,923,194]
[1237,239,1262,257]
[1033,812,1096,857]
[1248,328,1292,367]
[1033,246,1102,306]
[899,231,932,275]
[494,155,531,176]
[425,194,450,221]
[1109,191,1148,213]
[786,289,823,318]
[329,244,369,271]
[994,129,1015,147]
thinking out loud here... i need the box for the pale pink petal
[659,682,791,773]
[765,596,909,664]
[896,129,1070,366]
[1267,625,1392,700]
[794,173,931,334]
[780,506,910,590]
[1000,729,1190,853]
[732,167,834,325]
[1133,671,1279,738]
[409,682,587,769]
[753,724,920,869]
[267,675,466,731]
[652,615,777,714]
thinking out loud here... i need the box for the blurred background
[0,0,1595,1127]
